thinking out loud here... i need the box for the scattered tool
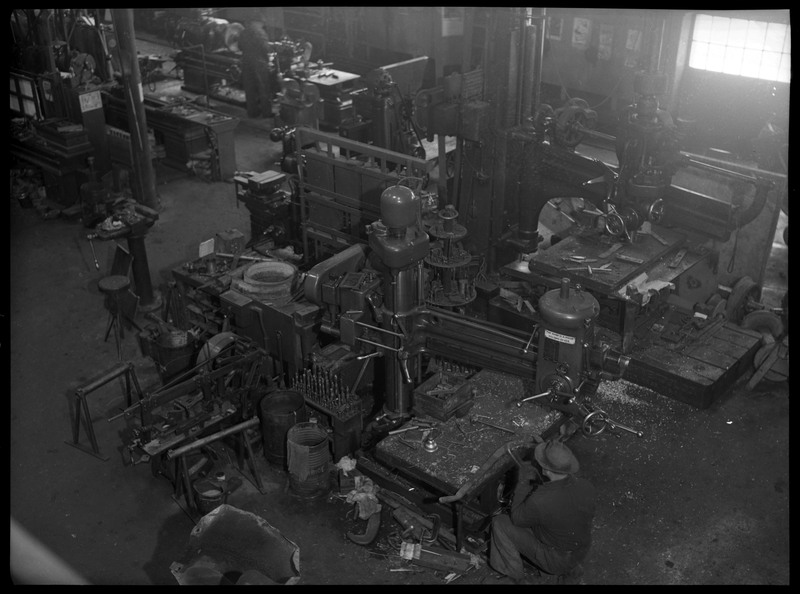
[640,228,669,245]
[389,421,437,435]
[598,242,623,259]
[470,415,516,435]
[668,248,688,269]
[589,263,613,274]
[616,253,645,265]
[564,262,613,275]
[561,256,598,263]
[87,234,101,270]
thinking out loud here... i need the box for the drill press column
[367,185,430,415]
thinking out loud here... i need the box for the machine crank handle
[398,351,412,384]
[606,418,644,438]
[516,390,553,407]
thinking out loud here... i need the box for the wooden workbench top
[374,369,564,496]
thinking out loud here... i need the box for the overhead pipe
[532,8,546,116]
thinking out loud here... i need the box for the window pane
[23,98,36,116]
[741,48,763,75]
[728,19,749,48]
[692,15,788,83]
[706,43,727,72]
[760,51,781,80]
[709,16,730,45]
[690,40,709,69]
[694,14,713,41]
[10,77,17,92]
[764,23,787,52]
[776,53,791,83]
[19,79,33,97]
[745,20,767,49]
[722,46,743,75]
[10,95,20,112]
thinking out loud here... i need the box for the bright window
[689,14,790,83]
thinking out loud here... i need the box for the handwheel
[725,276,761,325]
[741,310,784,341]
[581,410,607,437]
[753,339,789,384]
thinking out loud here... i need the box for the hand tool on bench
[470,415,516,435]
[668,248,688,268]
[389,420,438,435]
[598,242,623,259]
[616,253,645,264]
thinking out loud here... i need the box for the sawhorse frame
[166,416,265,514]
[65,361,144,461]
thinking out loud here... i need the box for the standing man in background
[238,21,274,119]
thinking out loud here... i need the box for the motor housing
[535,278,600,394]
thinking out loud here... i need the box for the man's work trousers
[490,514,580,579]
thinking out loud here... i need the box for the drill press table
[372,369,565,537]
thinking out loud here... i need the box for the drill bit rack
[292,365,363,461]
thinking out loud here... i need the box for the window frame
[688,12,790,83]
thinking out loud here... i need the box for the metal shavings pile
[595,379,660,408]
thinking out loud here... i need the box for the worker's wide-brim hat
[535,440,580,475]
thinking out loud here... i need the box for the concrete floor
[10,34,789,585]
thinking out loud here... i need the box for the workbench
[10,126,94,207]
[102,90,239,181]
[371,369,565,546]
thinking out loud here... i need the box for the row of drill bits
[292,366,361,420]
[431,359,474,378]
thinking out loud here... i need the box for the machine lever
[398,351,412,384]
[606,419,644,438]
[516,391,552,406]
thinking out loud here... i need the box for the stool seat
[99,275,131,295]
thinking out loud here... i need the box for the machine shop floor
[9,38,789,586]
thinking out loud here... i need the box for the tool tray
[412,371,475,421]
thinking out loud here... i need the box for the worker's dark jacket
[510,474,596,559]
[238,26,272,67]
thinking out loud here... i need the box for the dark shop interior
[9,7,789,585]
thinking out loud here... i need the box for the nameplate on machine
[79,90,102,113]
[544,329,576,344]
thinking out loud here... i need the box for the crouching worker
[490,439,596,582]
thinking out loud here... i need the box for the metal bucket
[259,391,307,467]
[239,260,297,304]
[193,479,226,515]
[286,422,331,500]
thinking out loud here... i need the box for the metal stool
[99,275,132,359]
